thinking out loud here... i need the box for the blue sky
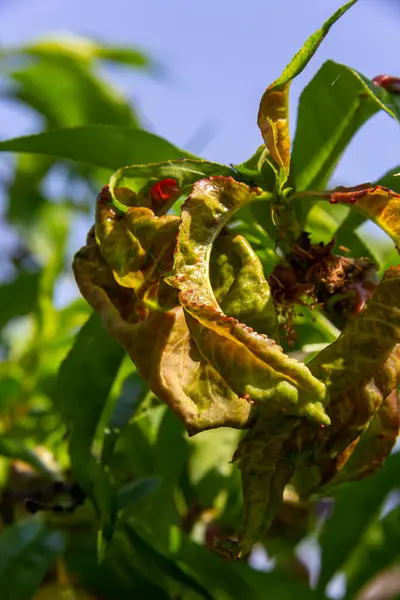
[1,0,399,185]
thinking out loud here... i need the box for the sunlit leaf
[9,55,137,129]
[0,126,193,170]
[327,389,399,486]
[15,34,150,69]
[291,61,400,192]
[168,177,328,424]
[257,0,357,176]
[301,266,400,487]
[109,158,236,213]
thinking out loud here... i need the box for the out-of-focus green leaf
[291,60,400,192]
[0,520,65,600]
[117,476,161,511]
[51,312,124,491]
[317,452,400,593]
[188,427,240,506]
[257,0,357,177]
[6,154,52,224]
[9,55,137,129]
[66,531,169,600]
[0,270,40,331]
[345,503,400,598]
[121,523,213,600]
[0,126,193,170]
[101,371,149,466]
[14,34,150,69]
[0,437,54,477]
[172,526,317,600]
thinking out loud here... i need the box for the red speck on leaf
[150,179,181,205]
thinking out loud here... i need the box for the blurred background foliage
[0,16,400,600]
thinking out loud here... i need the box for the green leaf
[117,476,161,511]
[232,144,277,190]
[0,270,40,331]
[101,372,149,466]
[0,437,54,477]
[0,126,193,170]
[257,0,357,176]
[66,530,169,600]
[109,158,236,213]
[9,54,138,129]
[345,502,400,598]
[6,155,52,224]
[52,312,124,491]
[121,524,213,600]
[172,527,318,600]
[291,60,400,192]
[317,452,400,593]
[0,521,65,600]
[14,34,150,69]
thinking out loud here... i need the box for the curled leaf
[257,0,357,176]
[289,266,400,492]
[327,389,400,487]
[74,191,255,434]
[109,159,236,214]
[167,177,329,424]
[330,184,400,247]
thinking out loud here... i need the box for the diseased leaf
[327,389,399,487]
[291,61,400,192]
[168,177,329,425]
[0,126,193,170]
[296,266,400,489]
[75,179,281,435]
[109,159,236,214]
[330,184,400,247]
[257,0,357,176]
[0,521,65,600]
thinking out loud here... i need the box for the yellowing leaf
[257,0,357,176]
